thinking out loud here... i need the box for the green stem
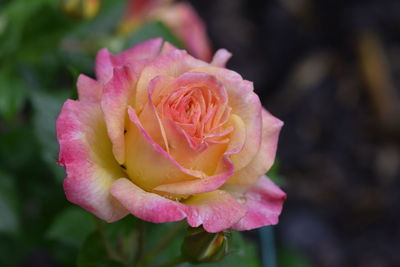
[136,222,185,266]
[152,256,186,267]
[94,217,125,264]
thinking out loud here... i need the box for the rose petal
[135,49,207,111]
[126,106,204,192]
[228,109,283,185]
[77,74,103,102]
[112,37,163,67]
[153,157,233,195]
[230,176,286,231]
[226,114,246,155]
[111,178,187,223]
[191,66,263,170]
[57,100,128,222]
[127,106,235,195]
[184,190,247,233]
[211,49,232,67]
[95,38,163,84]
[111,178,246,232]
[101,66,137,164]
[139,75,176,150]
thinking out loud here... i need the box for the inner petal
[157,73,232,150]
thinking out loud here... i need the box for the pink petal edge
[57,100,128,222]
[231,175,286,231]
[111,178,246,233]
[77,74,103,103]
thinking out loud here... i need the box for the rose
[57,38,286,233]
[119,0,212,61]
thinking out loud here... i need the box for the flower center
[158,84,232,149]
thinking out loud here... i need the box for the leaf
[46,206,95,248]
[278,247,312,267]
[0,0,58,57]
[125,21,185,50]
[0,170,19,234]
[141,222,186,266]
[0,67,26,120]
[31,89,71,182]
[77,232,125,267]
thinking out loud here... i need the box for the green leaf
[0,170,19,234]
[0,67,26,120]
[125,21,185,50]
[31,90,71,182]
[141,222,186,266]
[46,206,95,248]
[278,247,312,267]
[0,0,58,57]
[77,232,125,267]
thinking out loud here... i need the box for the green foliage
[77,232,126,267]
[0,66,26,120]
[31,90,72,182]
[0,170,19,235]
[46,207,95,247]
[278,247,313,267]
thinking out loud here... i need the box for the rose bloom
[119,0,212,61]
[57,39,286,233]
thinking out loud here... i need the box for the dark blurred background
[190,0,400,266]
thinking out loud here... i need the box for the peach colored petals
[228,109,284,185]
[76,74,102,102]
[111,178,246,233]
[57,100,128,222]
[57,38,286,232]
[95,38,163,84]
[98,38,164,164]
[184,190,247,233]
[211,49,232,68]
[111,178,187,223]
[231,176,286,231]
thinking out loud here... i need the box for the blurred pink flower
[56,39,285,232]
[120,0,212,61]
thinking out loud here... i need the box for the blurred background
[191,0,400,266]
[0,0,399,266]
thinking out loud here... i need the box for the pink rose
[120,0,212,61]
[56,39,285,233]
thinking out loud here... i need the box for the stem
[136,222,185,266]
[94,217,125,264]
[152,256,186,267]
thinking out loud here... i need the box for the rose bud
[56,38,286,233]
[182,227,230,263]
[60,0,100,20]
